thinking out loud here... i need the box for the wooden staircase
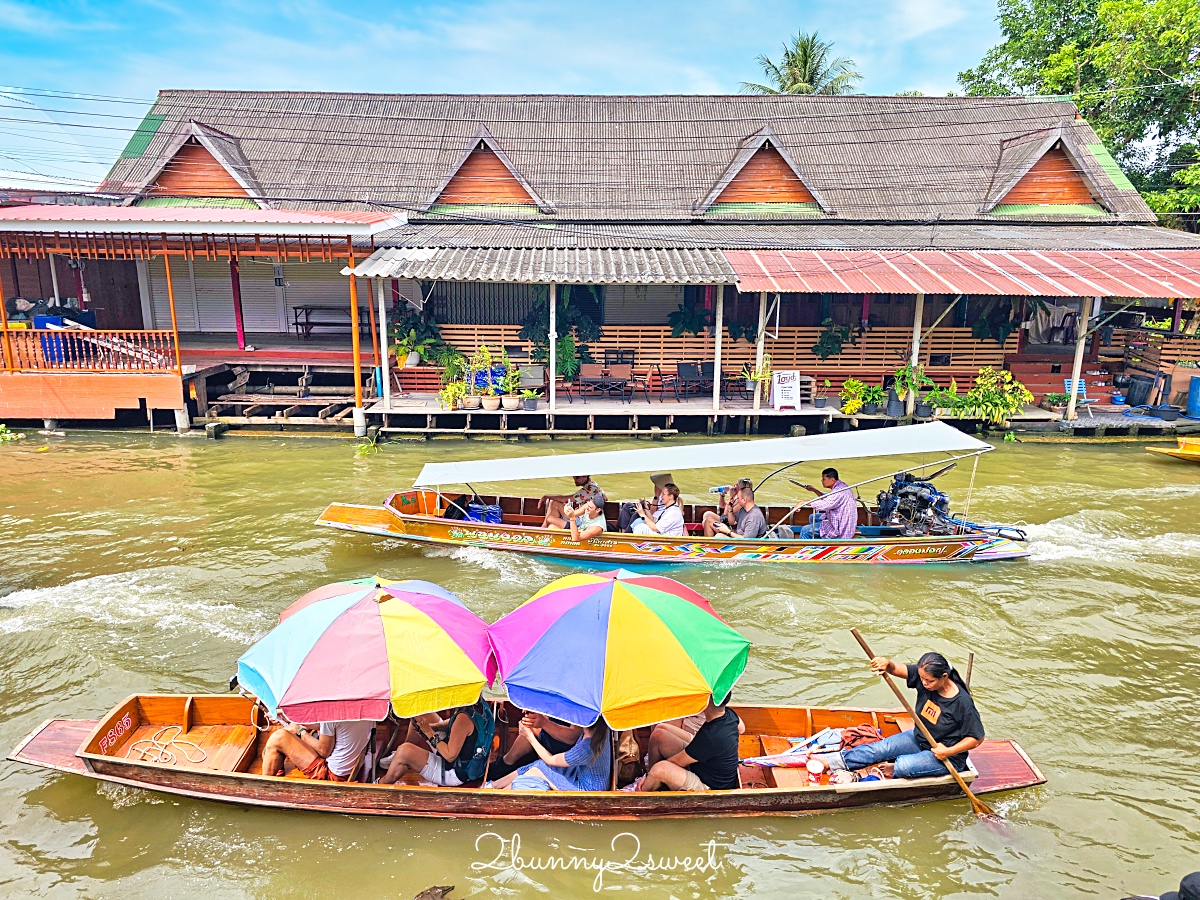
[1007,355,1113,403]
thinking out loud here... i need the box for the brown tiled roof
[100,92,1156,224]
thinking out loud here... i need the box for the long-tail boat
[1147,436,1200,464]
[317,423,1030,565]
[9,694,1045,819]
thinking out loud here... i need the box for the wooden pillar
[907,292,925,414]
[1172,298,1183,334]
[163,254,183,375]
[0,264,13,372]
[548,283,557,414]
[861,292,870,327]
[711,285,724,412]
[348,240,363,409]
[752,290,767,411]
[229,256,246,351]
[1066,297,1100,421]
[377,278,391,411]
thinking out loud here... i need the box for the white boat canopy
[413,421,991,487]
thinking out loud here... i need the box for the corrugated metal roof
[98,92,1156,224]
[346,246,737,284]
[724,248,1200,298]
[372,221,1200,252]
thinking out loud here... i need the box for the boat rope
[124,725,207,766]
[962,453,980,517]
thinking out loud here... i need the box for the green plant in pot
[395,328,438,368]
[957,367,1034,426]
[519,388,540,411]
[500,362,522,410]
[741,354,773,401]
[924,381,961,416]
[813,378,831,409]
[861,384,886,415]
[892,362,934,402]
[461,361,482,409]
[480,382,502,412]
[839,377,866,415]
[438,380,466,410]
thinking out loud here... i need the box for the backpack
[453,701,496,783]
[441,494,470,521]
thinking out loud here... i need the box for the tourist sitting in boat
[706,486,768,540]
[629,482,685,537]
[567,498,607,540]
[488,718,611,792]
[539,475,606,529]
[487,711,583,780]
[830,653,984,780]
[378,699,493,786]
[700,477,752,537]
[634,694,741,792]
[261,717,374,782]
[794,468,858,540]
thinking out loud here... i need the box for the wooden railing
[0,328,179,373]
[437,325,1017,376]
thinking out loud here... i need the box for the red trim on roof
[0,205,397,225]
[723,249,1200,298]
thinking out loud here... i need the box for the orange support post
[163,253,183,375]
[0,264,13,371]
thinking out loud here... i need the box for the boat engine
[876,473,954,536]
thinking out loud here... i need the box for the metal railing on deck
[0,328,179,373]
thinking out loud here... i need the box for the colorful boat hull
[315,492,1029,565]
[1147,437,1200,464]
[9,695,1046,820]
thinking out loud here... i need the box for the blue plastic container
[1188,375,1200,419]
[466,503,502,524]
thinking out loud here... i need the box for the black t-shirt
[906,664,985,771]
[685,707,740,790]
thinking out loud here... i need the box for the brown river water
[0,433,1197,898]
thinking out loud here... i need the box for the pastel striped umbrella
[488,569,750,730]
[237,579,494,723]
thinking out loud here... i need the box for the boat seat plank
[6,718,95,774]
[737,764,771,789]
[969,740,1046,794]
[115,723,258,772]
[738,734,764,758]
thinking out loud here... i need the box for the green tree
[743,31,862,95]
[958,0,1200,175]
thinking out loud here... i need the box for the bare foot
[877,763,895,779]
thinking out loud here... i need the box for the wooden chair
[576,363,606,400]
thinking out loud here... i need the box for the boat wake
[1025,513,1200,566]
[0,569,266,644]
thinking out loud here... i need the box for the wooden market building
[2,92,1198,436]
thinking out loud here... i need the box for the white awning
[413,421,990,486]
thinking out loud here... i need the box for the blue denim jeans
[840,729,951,779]
[797,513,822,540]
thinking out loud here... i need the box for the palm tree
[742,31,862,95]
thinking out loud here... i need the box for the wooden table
[291,305,370,341]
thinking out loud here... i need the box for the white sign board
[773,370,802,410]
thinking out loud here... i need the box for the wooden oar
[850,628,999,821]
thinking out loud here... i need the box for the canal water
[0,433,1196,898]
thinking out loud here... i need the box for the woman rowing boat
[829,652,984,780]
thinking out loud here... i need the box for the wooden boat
[9,693,1045,819]
[318,491,1028,565]
[317,423,1030,565]
[1147,437,1200,464]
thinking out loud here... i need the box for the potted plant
[519,389,540,410]
[957,367,1035,427]
[839,377,866,415]
[395,328,437,368]
[861,384,886,415]
[438,380,466,410]
[1039,391,1069,413]
[813,379,831,408]
[925,380,961,417]
[914,394,935,418]
[500,364,522,410]
[461,362,482,409]
[481,384,502,411]
[741,354,773,397]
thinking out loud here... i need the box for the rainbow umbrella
[237,579,494,723]
[487,569,750,730]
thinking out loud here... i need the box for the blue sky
[0,0,1003,189]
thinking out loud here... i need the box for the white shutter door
[236,259,286,333]
[604,284,683,324]
[146,257,199,331]
[191,260,236,332]
[282,262,353,312]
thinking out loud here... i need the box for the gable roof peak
[695,126,827,214]
[426,125,554,213]
[128,119,268,208]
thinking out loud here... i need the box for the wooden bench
[291,304,372,341]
